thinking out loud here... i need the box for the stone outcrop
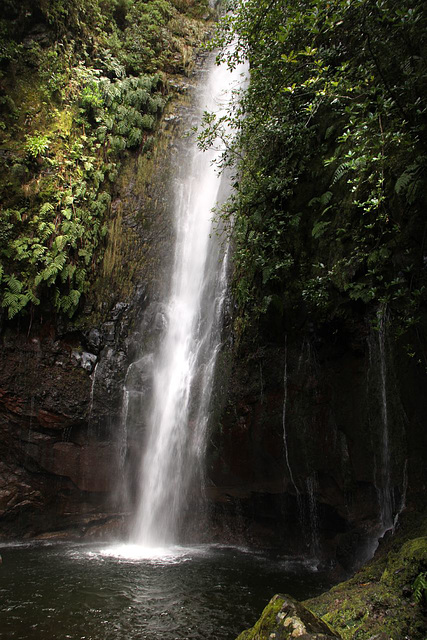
[236,594,341,640]
[0,320,127,537]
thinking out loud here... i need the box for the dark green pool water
[0,542,329,640]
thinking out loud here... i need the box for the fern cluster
[92,74,164,152]
[0,66,163,318]
[0,0,210,320]
[413,571,427,604]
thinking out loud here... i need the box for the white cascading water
[130,52,247,547]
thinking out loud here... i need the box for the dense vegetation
[203,0,427,348]
[0,0,209,320]
[1,0,426,347]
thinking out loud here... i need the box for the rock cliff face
[0,75,194,539]
[0,59,425,571]
[0,305,137,537]
[207,317,426,570]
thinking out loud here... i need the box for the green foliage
[81,72,163,152]
[0,0,207,319]
[120,0,174,73]
[413,571,427,604]
[80,83,104,112]
[24,134,51,159]
[202,0,427,339]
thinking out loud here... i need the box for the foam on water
[92,543,208,563]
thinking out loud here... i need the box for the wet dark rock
[168,80,191,94]
[85,328,102,353]
[81,352,97,372]
[34,442,118,492]
[71,350,97,372]
[209,322,426,568]
[102,322,116,343]
[94,347,126,398]
[154,309,167,332]
[111,302,128,321]
[164,114,180,124]
[81,516,126,540]
[140,301,168,335]
[124,354,154,393]
[0,461,43,520]
[0,320,126,537]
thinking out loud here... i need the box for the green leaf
[312,221,331,239]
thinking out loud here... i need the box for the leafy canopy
[202,0,427,341]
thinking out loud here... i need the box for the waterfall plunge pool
[0,542,330,640]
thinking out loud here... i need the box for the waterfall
[129,53,247,547]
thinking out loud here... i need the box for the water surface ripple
[0,543,329,640]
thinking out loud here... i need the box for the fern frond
[53,252,67,271]
[332,161,353,185]
[141,114,155,130]
[128,127,143,147]
[116,119,130,136]
[4,274,23,293]
[59,289,81,316]
[148,95,164,113]
[54,236,68,252]
[395,167,417,195]
[40,202,55,217]
[312,220,331,239]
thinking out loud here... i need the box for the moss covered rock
[236,594,340,640]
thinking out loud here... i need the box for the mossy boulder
[236,594,341,640]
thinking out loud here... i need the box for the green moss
[236,595,286,640]
[236,593,341,640]
[381,537,427,589]
[74,89,188,331]
[305,523,427,640]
